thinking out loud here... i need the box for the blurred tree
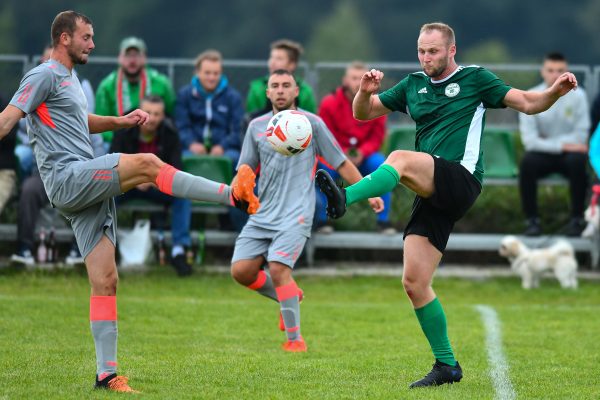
[0,0,598,65]
[461,39,512,64]
[0,3,16,53]
[305,1,379,62]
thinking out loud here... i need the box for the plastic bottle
[348,137,358,157]
[204,126,212,152]
[48,228,56,263]
[37,228,48,263]
[186,248,195,266]
[196,231,206,265]
[157,232,166,266]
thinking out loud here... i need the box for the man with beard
[315,22,579,388]
[0,11,259,393]
[230,69,383,352]
[95,36,175,147]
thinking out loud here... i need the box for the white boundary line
[475,305,517,400]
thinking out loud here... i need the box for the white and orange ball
[266,110,312,156]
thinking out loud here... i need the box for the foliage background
[1,0,598,65]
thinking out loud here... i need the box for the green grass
[0,268,599,399]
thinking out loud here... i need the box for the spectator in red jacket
[315,61,396,234]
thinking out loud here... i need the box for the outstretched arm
[88,109,150,133]
[353,69,392,121]
[0,105,25,140]
[504,72,578,115]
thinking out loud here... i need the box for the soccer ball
[266,110,313,156]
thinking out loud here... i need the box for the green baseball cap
[119,36,146,53]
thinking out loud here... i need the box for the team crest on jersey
[445,83,460,97]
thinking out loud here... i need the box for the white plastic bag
[118,219,152,270]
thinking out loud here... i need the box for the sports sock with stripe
[246,269,278,301]
[345,164,400,206]
[276,281,301,341]
[90,296,118,380]
[415,297,457,366]
[155,164,232,206]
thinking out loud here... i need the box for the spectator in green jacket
[95,36,176,145]
[246,39,316,116]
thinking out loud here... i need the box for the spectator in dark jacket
[175,49,243,166]
[111,95,193,276]
[0,94,17,216]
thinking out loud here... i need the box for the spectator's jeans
[15,144,34,178]
[0,169,16,215]
[17,172,47,251]
[116,188,192,247]
[315,152,391,225]
[519,151,588,219]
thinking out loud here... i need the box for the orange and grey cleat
[282,337,307,352]
[231,164,260,214]
[95,373,140,393]
[279,288,304,331]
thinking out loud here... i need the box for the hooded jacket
[175,75,243,152]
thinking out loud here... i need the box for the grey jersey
[10,59,94,200]
[239,110,346,236]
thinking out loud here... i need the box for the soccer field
[0,267,599,399]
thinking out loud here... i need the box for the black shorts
[404,156,481,253]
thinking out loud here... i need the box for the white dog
[499,235,578,289]
[581,205,599,238]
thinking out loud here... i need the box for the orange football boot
[282,337,307,352]
[95,374,140,393]
[231,164,260,214]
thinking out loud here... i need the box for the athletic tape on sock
[90,296,117,321]
[276,281,299,302]
[155,164,178,195]
[247,270,267,290]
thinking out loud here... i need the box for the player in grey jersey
[0,11,259,393]
[230,69,383,352]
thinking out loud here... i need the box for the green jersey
[95,67,176,143]
[379,66,512,184]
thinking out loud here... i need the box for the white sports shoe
[10,250,35,266]
[65,249,84,266]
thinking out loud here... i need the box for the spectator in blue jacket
[175,49,243,166]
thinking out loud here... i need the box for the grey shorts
[232,225,308,269]
[51,153,122,258]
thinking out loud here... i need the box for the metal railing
[3,54,598,131]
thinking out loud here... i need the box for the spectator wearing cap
[95,36,176,146]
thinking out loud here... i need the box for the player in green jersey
[316,22,578,388]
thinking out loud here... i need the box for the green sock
[345,164,400,206]
[415,298,456,366]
